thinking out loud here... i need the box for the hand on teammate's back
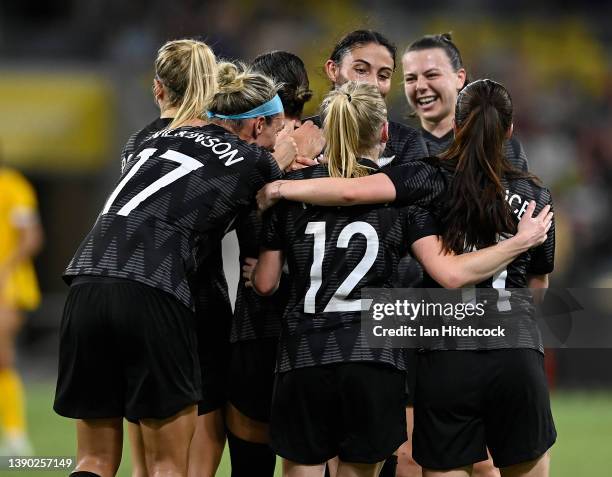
[516,201,553,248]
[242,257,258,288]
[257,180,286,211]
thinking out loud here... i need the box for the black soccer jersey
[231,205,288,342]
[307,115,427,168]
[420,128,529,172]
[121,117,172,173]
[65,124,282,310]
[261,161,439,373]
[422,173,555,352]
[120,117,233,326]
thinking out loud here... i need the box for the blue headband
[207,94,284,120]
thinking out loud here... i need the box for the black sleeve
[527,188,555,275]
[403,205,440,247]
[506,136,529,172]
[382,160,446,208]
[120,130,141,173]
[260,205,284,251]
[251,148,283,190]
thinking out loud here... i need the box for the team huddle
[53,30,556,477]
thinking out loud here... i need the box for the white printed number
[304,221,379,313]
[461,235,511,312]
[102,148,203,216]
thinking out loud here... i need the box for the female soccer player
[377,33,531,476]
[0,161,43,456]
[403,33,528,171]
[118,39,232,477]
[411,79,556,477]
[311,29,427,167]
[54,59,292,477]
[247,81,551,477]
[225,50,319,477]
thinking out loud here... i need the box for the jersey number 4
[102,148,203,216]
[304,221,379,313]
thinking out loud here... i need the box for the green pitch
[2,383,611,476]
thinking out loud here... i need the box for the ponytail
[154,39,218,130]
[440,79,537,253]
[321,81,387,178]
[169,41,218,128]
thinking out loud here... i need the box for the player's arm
[243,251,284,296]
[0,179,44,285]
[527,274,549,304]
[257,173,396,210]
[412,201,552,288]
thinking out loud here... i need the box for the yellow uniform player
[0,166,43,456]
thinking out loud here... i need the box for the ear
[456,68,467,90]
[253,117,266,139]
[153,78,164,102]
[506,122,514,139]
[324,59,339,83]
[380,121,389,144]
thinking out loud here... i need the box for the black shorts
[404,348,418,406]
[413,349,556,470]
[227,337,278,422]
[54,277,202,422]
[195,299,232,415]
[270,362,407,465]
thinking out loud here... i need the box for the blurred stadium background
[1,0,611,475]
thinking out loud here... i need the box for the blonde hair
[209,61,281,126]
[154,39,218,129]
[321,81,387,178]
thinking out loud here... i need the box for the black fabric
[419,127,529,172]
[119,117,234,415]
[227,337,279,422]
[261,164,439,373]
[379,454,398,477]
[270,363,407,465]
[227,431,276,477]
[413,349,556,469]
[64,124,282,310]
[54,279,201,421]
[70,472,102,477]
[232,205,287,342]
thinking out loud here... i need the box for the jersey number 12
[304,221,379,313]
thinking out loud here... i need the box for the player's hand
[288,155,318,171]
[516,201,553,248]
[242,257,258,288]
[272,135,298,171]
[277,119,297,142]
[257,180,287,211]
[290,120,325,160]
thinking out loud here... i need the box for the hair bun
[295,86,313,102]
[217,61,245,92]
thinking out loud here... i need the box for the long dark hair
[330,30,397,70]
[440,79,534,254]
[252,51,313,119]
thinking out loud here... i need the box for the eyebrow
[403,67,441,77]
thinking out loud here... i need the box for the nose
[415,74,427,92]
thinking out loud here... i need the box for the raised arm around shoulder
[253,249,284,296]
[257,173,396,211]
[412,233,538,289]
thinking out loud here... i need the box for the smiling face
[325,42,395,98]
[402,48,466,128]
